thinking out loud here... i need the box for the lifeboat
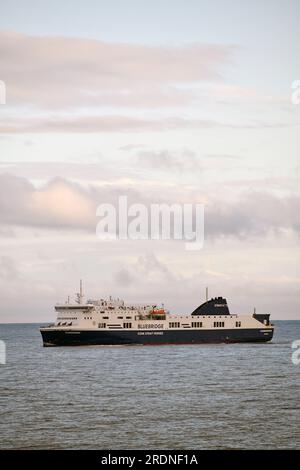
[152,308,165,316]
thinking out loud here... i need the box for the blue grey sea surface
[0,321,299,449]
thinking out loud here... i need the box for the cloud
[0,160,124,182]
[0,174,96,230]
[137,149,201,172]
[0,113,295,134]
[0,31,232,109]
[114,268,135,287]
[206,191,300,238]
[0,174,299,240]
[0,256,19,281]
[118,144,147,151]
[0,114,224,133]
[136,252,175,281]
[205,154,240,160]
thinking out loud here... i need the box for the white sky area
[0,0,299,321]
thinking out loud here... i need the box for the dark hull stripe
[40,328,274,347]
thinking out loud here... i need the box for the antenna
[206,287,208,302]
[75,280,84,305]
[80,280,84,304]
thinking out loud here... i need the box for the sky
[0,0,299,321]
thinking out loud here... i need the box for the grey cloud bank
[0,173,299,239]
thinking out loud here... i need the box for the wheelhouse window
[191,322,202,328]
[98,323,106,328]
[169,322,180,328]
[236,321,241,327]
[123,322,132,329]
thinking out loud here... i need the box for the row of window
[99,305,148,310]
[191,315,233,319]
[98,322,133,329]
[97,321,242,329]
[84,316,92,320]
[214,322,225,328]
[57,317,77,320]
[100,314,134,319]
[102,317,132,320]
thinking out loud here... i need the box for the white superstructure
[48,282,272,333]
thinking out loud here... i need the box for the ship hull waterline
[40,328,274,347]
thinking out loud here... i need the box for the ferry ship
[40,282,274,346]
